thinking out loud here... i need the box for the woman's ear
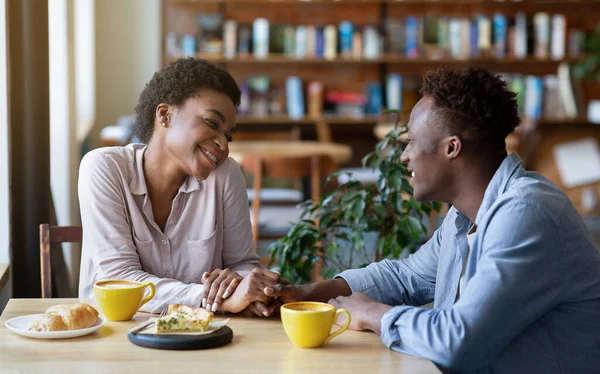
[155,103,171,128]
[446,136,462,159]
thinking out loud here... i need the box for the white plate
[4,314,106,339]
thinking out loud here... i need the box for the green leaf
[406,216,425,240]
[373,202,387,219]
[432,201,443,211]
[388,171,403,189]
[362,153,374,168]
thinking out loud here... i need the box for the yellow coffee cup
[280,301,351,348]
[93,280,155,321]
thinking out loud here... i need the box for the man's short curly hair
[420,67,520,151]
[134,58,241,143]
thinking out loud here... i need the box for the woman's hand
[200,268,243,312]
[220,268,280,314]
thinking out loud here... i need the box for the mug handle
[324,308,351,345]
[139,282,156,308]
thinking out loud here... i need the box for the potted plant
[268,112,442,284]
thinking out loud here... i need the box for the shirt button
[161,240,167,245]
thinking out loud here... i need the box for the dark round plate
[127,326,233,350]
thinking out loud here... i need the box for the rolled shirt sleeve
[337,224,442,307]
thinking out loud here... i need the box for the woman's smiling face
[163,88,237,180]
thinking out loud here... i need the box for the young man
[265,67,600,373]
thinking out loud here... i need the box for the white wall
[75,0,95,143]
[0,0,12,310]
[94,0,161,139]
[49,0,79,293]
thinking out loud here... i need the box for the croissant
[29,303,99,332]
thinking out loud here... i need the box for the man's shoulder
[501,170,572,216]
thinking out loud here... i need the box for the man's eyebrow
[206,109,225,123]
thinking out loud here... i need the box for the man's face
[400,96,453,202]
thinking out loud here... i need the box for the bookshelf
[162,0,600,167]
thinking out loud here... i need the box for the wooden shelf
[237,115,380,125]
[534,117,595,127]
[168,54,582,67]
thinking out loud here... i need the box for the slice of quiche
[155,304,214,332]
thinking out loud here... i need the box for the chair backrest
[233,127,301,142]
[39,224,82,298]
[240,155,335,250]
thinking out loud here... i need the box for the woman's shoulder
[80,143,144,179]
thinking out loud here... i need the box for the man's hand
[220,268,280,314]
[263,278,306,304]
[328,292,393,335]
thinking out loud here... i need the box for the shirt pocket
[187,231,217,282]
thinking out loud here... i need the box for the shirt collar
[474,152,524,225]
[129,144,201,195]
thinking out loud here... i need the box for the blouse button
[161,239,167,245]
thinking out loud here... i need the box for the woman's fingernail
[223,290,229,299]
[212,303,218,312]
[263,311,269,317]
[202,298,207,308]
[206,303,212,311]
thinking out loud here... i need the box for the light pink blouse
[78,143,259,312]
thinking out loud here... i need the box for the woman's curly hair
[420,67,520,150]
[134,58,241,144]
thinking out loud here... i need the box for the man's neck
[448,158,503,223]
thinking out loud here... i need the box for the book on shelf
[493,14,507,59]
[551,14,566,61]
[339,21,353,59]
[324,25,337,61]
[223,20,237,59]
[557,62,585,119]
[286,77,305,120]
[253,18,269,58]
[295,26,307,59]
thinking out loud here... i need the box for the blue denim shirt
[338,153,600,373]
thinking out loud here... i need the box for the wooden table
[0,298,440,373]
[229,141,353,166]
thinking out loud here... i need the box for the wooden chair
[240,154,335,265]
[236,127,306,204]
[39,224,82,298]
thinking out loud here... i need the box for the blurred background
[2,0,600,310]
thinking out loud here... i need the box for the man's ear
[155,103,171,127]
[445,135,462,159]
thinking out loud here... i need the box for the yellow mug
[280,301,351,348]
[93,280,155,321]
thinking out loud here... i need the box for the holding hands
[201,268,243,312]
[201,268,282,316]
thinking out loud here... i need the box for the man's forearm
[299,278,352,302]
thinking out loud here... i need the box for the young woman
[78,58,278,316]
